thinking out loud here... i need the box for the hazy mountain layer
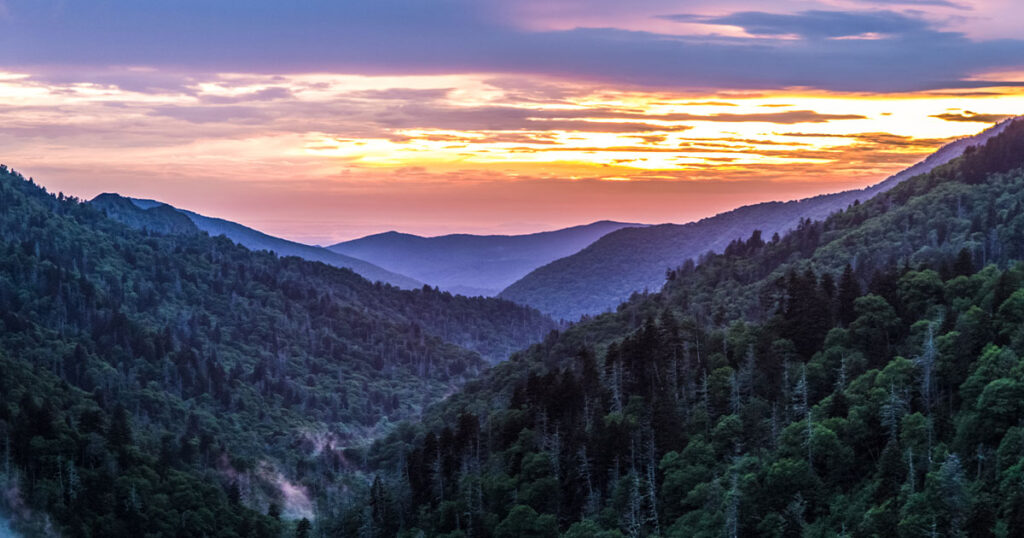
[500,119,1016,321]
[330,221,642,296]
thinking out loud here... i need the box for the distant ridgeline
[348,119,1024,536]
[500,119,1017,321]
[91,193,425,290]
[0,166,555,537]
[328,221,643,297]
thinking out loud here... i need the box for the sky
[1,0,1023,243]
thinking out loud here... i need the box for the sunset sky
[1,0,1023,243]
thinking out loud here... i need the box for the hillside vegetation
[0,167,555,537]
[347,119,1024,537]
[95,194,424,289]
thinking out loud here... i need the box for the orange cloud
[1,69,1022,242]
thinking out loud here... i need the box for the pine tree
[837,264,860,327]
[295,518,312,538]
[915,323,937,415]
[881,384,908,441]
[953,248,974,277]
[936,454,968,537]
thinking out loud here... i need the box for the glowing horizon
[2,0,1023,243]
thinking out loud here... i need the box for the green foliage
[494,505,557,538]
[0,165,555,536]
[352,120,1024,536]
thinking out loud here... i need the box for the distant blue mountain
[329,221,644,296]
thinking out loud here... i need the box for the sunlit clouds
[1,0,1022,242]
[1,69,1022,242]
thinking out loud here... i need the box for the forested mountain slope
[90,193,202,236]
[500,119,1016,321]
[329,221,642,297]
[0,167,555,537]
[105,195,424,289]
[349,119,1024,537]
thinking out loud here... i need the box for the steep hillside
[330,221,642,296]
[0,166,555,536]
[123,196,423,289]
[347,119,1024,536]
[500,119,1016,321]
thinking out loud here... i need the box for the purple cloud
[664,10,931,39]
[851,0,970,10]
[199,87,294,104]
[0,1,1022,92]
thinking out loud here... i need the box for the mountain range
[328,221,641,296]
[498,118,1017,321]
[94,196,644,299]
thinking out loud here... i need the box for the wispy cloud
[2,66,1020,241]
[663,10,932,39]
[198,86,294,104]
[1,0,1023,240]
[849,0,970,10]
[1,1,1023,92]
[930,110,1014,122]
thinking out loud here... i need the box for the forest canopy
[344,120,1024,537]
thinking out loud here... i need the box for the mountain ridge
[345,220,637,242]
[91,193,201,236]
[499,118,1018,320]
[92,194,425,290]
[330,220,644,296]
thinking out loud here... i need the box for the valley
[4,2,1024,533]
[2,118,1023,536]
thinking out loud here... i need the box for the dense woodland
[344,119,1024,537]
[0,167,555,537]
